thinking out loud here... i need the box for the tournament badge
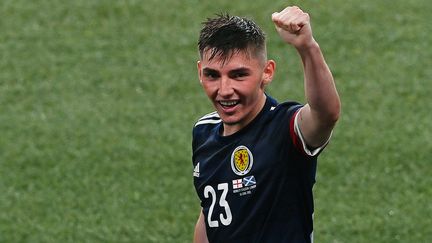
[231,145,253,176]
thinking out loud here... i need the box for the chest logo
[231,145,253,176]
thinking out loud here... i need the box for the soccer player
[192,6,340,243]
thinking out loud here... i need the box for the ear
[262,60,276,86]
[197,61,203,85]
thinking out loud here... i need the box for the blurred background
[0,0,431,242]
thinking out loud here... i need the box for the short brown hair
[198,14,267,64]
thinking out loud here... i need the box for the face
[198,50,275,135]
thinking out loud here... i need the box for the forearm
[297,41,340,125]
[194,210,209,243]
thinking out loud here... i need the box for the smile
[219,100,239,107]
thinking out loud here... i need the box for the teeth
[220,101,238,106]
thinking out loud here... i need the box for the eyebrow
[228,67,250,74]
[202,67,219,73]
[202,67,251,74]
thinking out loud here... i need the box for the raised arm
[272,6,341,148]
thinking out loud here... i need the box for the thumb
[271,12,279,21]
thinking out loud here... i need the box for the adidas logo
[193,163,200,177]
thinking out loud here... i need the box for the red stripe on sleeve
[289,110,306,155]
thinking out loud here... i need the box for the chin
[219,116,239,125]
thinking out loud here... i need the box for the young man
[192,6,340,243]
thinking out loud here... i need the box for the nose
[218,77,234,97]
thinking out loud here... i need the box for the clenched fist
[272,6,316,50]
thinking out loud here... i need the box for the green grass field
[0,0,431,242]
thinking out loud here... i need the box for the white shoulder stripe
[198,111,220,121]
[195,111,221,127]
[195,119,222,127]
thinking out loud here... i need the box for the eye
[231,72,249,79]
[203,71,220,80]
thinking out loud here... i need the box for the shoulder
[192,111,221,146]
[194,111,221,127]
[276,100,303,112]
[269,99,303,120]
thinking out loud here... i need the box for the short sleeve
[289,108,332,156]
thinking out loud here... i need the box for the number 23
[204,183,232,227]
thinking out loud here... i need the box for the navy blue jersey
[192,95,327,243]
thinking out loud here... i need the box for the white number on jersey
[204,183,232,227]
